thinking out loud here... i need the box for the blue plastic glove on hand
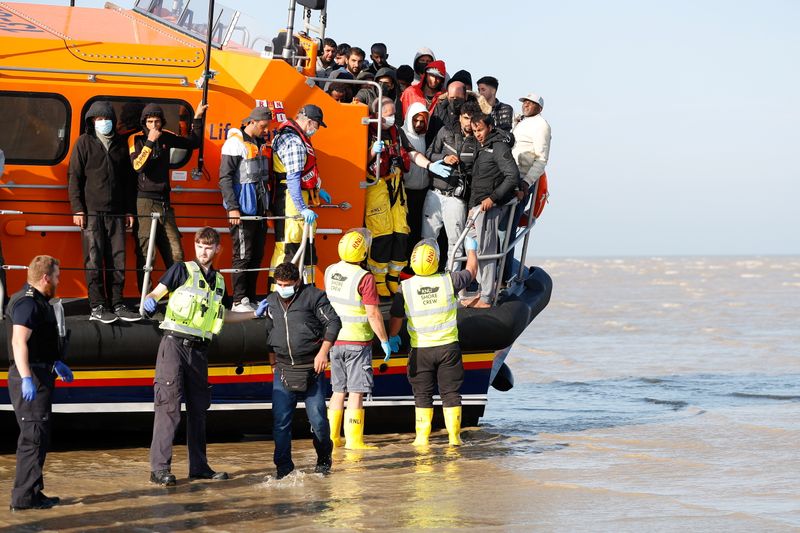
[300,208,317,224]
[21,376,36,402]
[255,299,269,318]
[428,160,452,178]
[464,236,478,252]
[143,297,158,314]
[371,140,384,154]
[380,340,392,362]
[54,360,74,383]
[389,335,401,353]
[319,188,332,204]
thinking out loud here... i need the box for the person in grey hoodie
[68,101,138,324]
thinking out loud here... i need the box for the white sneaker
[232,297,256,313]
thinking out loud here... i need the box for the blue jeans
[272,370,332,474]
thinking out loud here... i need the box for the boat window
[0,92,70,165]
[81,97,196,169]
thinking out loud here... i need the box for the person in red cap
[400,60,447,118]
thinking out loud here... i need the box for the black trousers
[81,212,126,309]
[149,335,212,474]
[230,218,266,304]
[405,187,428,260]
[8,364,55,508]
[407,342,464,408]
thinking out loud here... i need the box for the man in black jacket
[68,101,139,324]
[476,76,515,132]
[263,262,341,479]
[129,102,207,291]
[465,113,520,308]
[423,101,481,270]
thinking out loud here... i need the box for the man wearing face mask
[219,106,273,312]
[366,97,451,297]
[262,261,341,479]
[400,60,447,118]
[426,79,467,146]
[411,47,435,83]
[268,105,331,289]
[68,101,138,324]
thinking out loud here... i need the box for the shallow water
[1,256,799,531]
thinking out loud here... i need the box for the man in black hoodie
[464,112,520,308]
[129,102,207,291]
[68,101,138,324]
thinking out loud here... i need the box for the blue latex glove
[319,188,332,204]
[255,299,269,318]
[464,236,478,252]
[143,297,158,314]
[389,335,401,353]
[54,361,74,383]
[380,340,392,362]
[21,377,36,402]
[371,140,384,154]
[300,208,317,224]
[428,160,452,178]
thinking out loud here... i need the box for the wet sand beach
[2,257,799,531]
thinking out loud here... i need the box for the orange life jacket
[272,119,320,190]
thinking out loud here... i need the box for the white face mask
[95,119,113,135]
[276,284,296,299]
[383,115,395,128]
[305,127,317,137]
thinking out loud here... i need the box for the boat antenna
[193,0,216,180]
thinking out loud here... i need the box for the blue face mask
[276,284,296,299]
[95,119,113,135]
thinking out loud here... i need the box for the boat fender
[491,362,514,392]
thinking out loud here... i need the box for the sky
[22,0,800,256]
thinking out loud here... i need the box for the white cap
[519,93,544,108]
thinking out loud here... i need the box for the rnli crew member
[263,262,341,479]
[68,101,139,324]
[129,102,208,291]
[388,238,478,446]
[367,97,451,297]
[7,255,73,511]
[324,229,398,449]
[268,104,331,288]
[219,106,273,312]
[142,227,267,486]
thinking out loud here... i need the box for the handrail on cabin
[0,66,190,87]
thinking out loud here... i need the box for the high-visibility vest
[401,272,458,348]
[161,262,225,341]
[324,261,372,342]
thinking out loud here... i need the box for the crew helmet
[338,228,371,263]
[409,239,440,276]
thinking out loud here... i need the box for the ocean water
[1,256,798,531]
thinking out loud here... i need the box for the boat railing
[447,194,537,305]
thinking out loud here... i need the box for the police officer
[7,255,73,511]
[219,106,272,312]
[142,227,268,486]
[324,229,398,449]
[388,237,478,446]
[268,104,331,288]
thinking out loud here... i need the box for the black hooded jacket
[68,101,136,214]
[468,129,520,209]
[128,103,202,201]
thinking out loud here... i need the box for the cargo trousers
[149,334,212,475]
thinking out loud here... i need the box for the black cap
[476,76,499,89]
[244,106,273,123]
[448,69,473,88]
[299,104,326,128]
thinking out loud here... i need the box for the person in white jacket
[512,92,551,195]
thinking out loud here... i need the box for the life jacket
[401,272,459,349]
[324,261,373,342]
[272,120,320,190]
[222,128,270,215]
[160,262,225,341]
[371,125,411,179]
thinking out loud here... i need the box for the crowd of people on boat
[2,38,552,510]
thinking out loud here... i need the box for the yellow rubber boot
[368,259,391,297]
[344,409,377,450]
[328,408,344,448]
[443,406,463,446]
[387,260,406,294]
[412,407,434,446]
